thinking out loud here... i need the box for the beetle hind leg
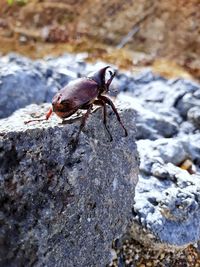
[24,108,53,124]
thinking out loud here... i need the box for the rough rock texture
[116,73,200,250]
[0,56,46,118]
[0,103,139,267]
[132,142,200,250]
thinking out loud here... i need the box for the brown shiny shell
[52,77,99,119]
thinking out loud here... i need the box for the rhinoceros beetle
[25,66,128,142]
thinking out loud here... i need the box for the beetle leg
[74,104,93,143]
[98,95,128,137]
[24,107,53,124]
[94,99,113,141]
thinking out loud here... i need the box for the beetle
[25,66,128,142]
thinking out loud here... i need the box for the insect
[25,66,128,142]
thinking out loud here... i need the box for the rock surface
[117,74,200,250]
[0,102,139,267]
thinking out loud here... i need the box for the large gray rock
[188,106,200,128]
[0,54,77,119]
[0,102,139,267]
[0,55,48,118]
[117,94,179,140]
[114,68,200,251]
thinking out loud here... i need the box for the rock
[119,74,200,123]
[0,101,139,267]
[0,54,85,119]
[117,94,179,140]
[117,72,200,252]
[114,71,200,253]
[130,136,200,250]
[188,106,200,128]
[0,53,119,119]
[176,93,200,118]
[164,79,200,108]
[178,121,197,135]
[131,167,200,250]
[45,53,87,78]
[0,59,47,118]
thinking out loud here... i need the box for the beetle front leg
[24,107,53,124]
[98,95,128,137]
[94,99,113,141]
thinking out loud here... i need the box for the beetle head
[88,66,115,92]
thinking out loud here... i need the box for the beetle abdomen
[59,78,99,107]
[52,77,99,119]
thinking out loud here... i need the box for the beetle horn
[88,66,110,87]
[106,70,116,88]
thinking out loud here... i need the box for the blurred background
[1,2,200,266]
[0,0,199,80]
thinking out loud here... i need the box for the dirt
[109,238,200,267]
[0,0,199,80]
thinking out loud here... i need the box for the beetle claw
[124,129,128,137]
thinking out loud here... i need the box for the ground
[0,0,199,80]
